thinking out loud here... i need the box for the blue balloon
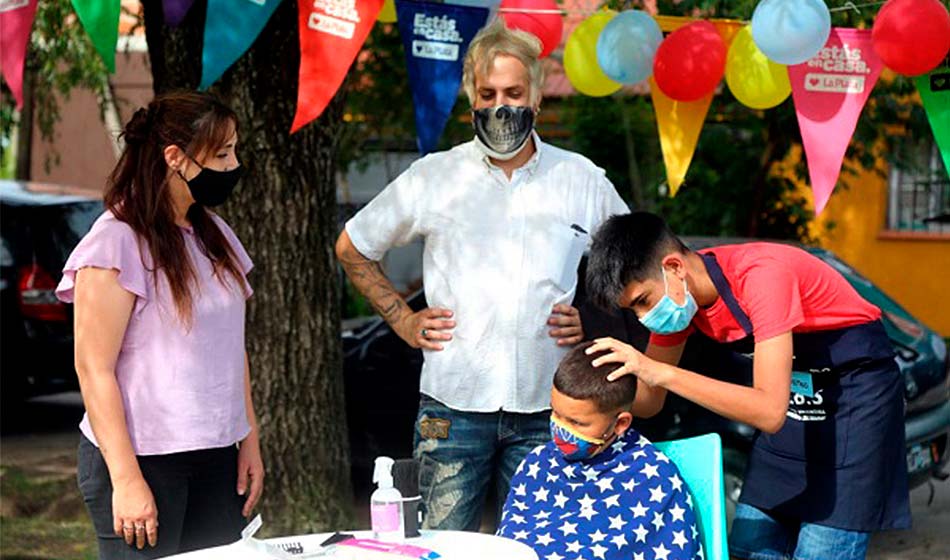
[751,0,831,66]
[596,10,663,85]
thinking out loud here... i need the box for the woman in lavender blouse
[56,91,264,559]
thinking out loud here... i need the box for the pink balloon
[653,21,727,102]
[500,0,563,58]
[872,0,950,76]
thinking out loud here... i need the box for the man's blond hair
[463,19,546,107]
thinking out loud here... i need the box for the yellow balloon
[379,0,397,24]
[725,26,791,110]
[564,11,622,97]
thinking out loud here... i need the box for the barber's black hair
[585,212,689,310]
[554,343,637,413]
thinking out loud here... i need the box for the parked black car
[0,180,103,404]
[341,239,950,523]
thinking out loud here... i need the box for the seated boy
[496,343,702,560]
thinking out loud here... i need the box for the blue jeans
[413,394,549,531]
[730,503,871,560]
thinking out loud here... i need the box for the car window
[44,201,103,266]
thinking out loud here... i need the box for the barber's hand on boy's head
[587,337,666,386]
[548,304,584,346]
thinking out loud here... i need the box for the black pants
[78,435,247,559]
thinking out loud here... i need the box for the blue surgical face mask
[639,268,698,335]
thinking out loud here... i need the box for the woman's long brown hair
[105,91,248,323]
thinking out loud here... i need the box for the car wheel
[722,445,748,533]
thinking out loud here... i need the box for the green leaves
[1,0,116,174]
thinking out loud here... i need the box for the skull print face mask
[472,105,535,161]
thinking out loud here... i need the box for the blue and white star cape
[497,427,703,560]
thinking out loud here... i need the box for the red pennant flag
[292,0,384,133]
[788,28,884,215]
[0,0,38,109]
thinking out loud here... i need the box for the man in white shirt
[335,19,628,531]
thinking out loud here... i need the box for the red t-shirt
[649,243,882,347]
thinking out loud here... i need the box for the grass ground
[0,465,96,560]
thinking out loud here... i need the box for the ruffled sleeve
[56,213,149,304]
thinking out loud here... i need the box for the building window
[887,140,950,234]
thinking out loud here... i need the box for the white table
[165,530,538,560]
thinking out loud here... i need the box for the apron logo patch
[791,371,815,398]
[788,371,828,421]
[788,389,827,422]
[419,418,451,440]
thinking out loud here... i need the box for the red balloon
[653,21,726,102]
[872,0,950,76]
[500,0,563,59]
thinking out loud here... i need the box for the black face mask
[472,105,535,161]
[178,157,244,208]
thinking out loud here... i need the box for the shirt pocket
[532,222,588,294]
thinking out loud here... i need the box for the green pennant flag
[917,68,950,177]
[71,0,120,72]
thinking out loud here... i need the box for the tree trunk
[142,0,354,533]
[15,65,33,180]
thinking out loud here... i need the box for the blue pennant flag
[200,0,283,90]
[396,0,489,154]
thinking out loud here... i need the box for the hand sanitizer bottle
[371,456,405,542]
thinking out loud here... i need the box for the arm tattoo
[339,250,411,327]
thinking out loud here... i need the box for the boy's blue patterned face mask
[550,414,618,462]
[639,267,698,335]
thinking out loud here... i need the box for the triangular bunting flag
[200,0,283,90]
[291,0,384,133]
[395,0,489,154]
[916,66,950,177]
[651,20,742,196]
[71,0,120,73]
[163,0,196,27]
[788,28,883,215]
[650,79,714,197]
[0,0,38,109]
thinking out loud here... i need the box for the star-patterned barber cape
[497,427,702,560]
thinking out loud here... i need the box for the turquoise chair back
[654,433,729,560]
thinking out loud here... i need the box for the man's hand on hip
[548,304,584,346]
[396,307,455,351]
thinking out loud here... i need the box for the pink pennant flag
[788,28,884,215]
[0,0,38,109]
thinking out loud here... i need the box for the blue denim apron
[701,253,911,531]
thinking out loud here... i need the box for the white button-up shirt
[346,134,629,413]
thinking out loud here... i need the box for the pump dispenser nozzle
[373,456,395,489]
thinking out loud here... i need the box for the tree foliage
[0,0,124,175]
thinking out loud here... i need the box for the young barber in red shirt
[584,212,910,560]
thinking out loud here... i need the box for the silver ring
[135,524,146,532]
[421,329,428,338]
